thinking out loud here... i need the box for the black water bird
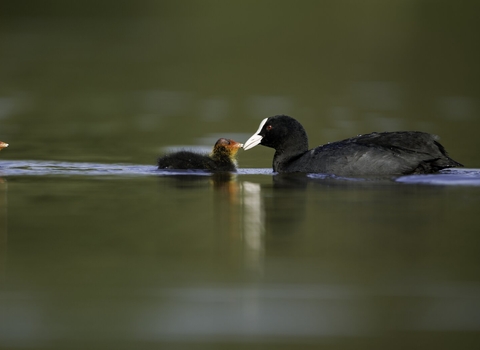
[158,138,243,172]
[243,115,463,176]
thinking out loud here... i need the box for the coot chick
[0,141,8,151]
[243,115,463,176]
[158,138,243,172]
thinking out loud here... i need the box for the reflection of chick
[0,142,8,151]
[158,138,243,172]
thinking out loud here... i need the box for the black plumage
[243,115,462,176]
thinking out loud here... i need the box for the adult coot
[158,138,243,172]
[0,141,8,151]
[243,115,463,176]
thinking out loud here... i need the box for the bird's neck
[272,137,308,172]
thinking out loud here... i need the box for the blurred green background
[2,2,480,349]
[1,0,479,167]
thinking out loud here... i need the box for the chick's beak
[0,142,9,150]
[227,140,243,155]
[230,140,243,149]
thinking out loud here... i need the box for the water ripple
[0,160,273,177]
[396,168,480,186]
[1,161,479,185]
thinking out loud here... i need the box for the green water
[2,174,480,349]
[1,1,480,348]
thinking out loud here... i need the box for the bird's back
[158,151,215,170]
[283,131,462,175]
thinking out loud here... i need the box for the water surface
[1,161,480,349]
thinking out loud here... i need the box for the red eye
[266,125,273,131]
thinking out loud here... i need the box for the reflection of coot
[260,174,309,240]
[0,142,8,152]
[244,115,463,176]
[158,138,243,172]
